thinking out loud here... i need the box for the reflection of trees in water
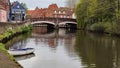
[75,31,120,68]
[63,35,77,57]
[6,32,31,50]
[10,40,27,49]
[66,28,77,34]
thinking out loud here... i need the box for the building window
[64,15,66,18]
[17,5,20,8]
[54,15,57,17]
[60,15,63,18]
[12,11,15,13]
[63,11,65,14]
[67,16,70,18]
[54,10,57,14]
[59,11,61,14]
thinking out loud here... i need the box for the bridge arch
[59,21,77,28]
[31,21,56,26]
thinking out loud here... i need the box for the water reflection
[5,32,31,50]
[32,27,76,50]
[9,27,79,68]
[75,31,120,68]
[15,53,35,61]
[9,40,27,50]
[8,27,120,68]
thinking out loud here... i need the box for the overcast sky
[10,0,67,9]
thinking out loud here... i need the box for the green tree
[21,2,28,11]
[75,0,120,34]
[75,0,89,29]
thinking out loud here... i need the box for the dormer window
[59,11,61,14]
[54,10,57,13]
[63,11,65,14]
[17,5,20,8]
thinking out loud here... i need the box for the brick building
[27,4,74,19]
[0,0,10,22]
[53,7,73,18]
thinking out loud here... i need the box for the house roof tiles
[27,4,73,18]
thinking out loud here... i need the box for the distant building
[0,0,10,22]
[46,4,58,17]
[9,1,26,22]
[27,4,74,19]
[53,7,73,18]
[27,7,47,18]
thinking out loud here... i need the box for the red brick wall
[0,9,7,22]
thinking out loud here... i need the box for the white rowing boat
[8,48,35,56]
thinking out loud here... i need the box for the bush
[89,22,106,32]
[89,22,116,33]
[0,43,7,53]
[20,25,32,32]
[0,35,4,41]
[104,22,115,33]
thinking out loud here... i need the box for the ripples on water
[8,27,120,68]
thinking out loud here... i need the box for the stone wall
[0,22,30,34]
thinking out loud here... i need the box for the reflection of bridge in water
[32,29,76,39]
[32,27,76,49]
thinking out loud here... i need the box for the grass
[0,43,7,53]
[0,25,33,68]
[0,43,15,60]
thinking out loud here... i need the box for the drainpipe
[8,0,11,22]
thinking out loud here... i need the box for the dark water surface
[8,27,120,68]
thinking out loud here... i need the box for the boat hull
[8,48,35,56]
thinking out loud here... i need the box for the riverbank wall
[0,22,32,68]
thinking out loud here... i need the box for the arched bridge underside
[30,17,77,28]
[31,21,77,28]
[31,21,55,26]
[30,17,76,23]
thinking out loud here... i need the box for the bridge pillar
[54,17,59,29]
[55,24,59,29]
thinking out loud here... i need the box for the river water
[7,27,120,68]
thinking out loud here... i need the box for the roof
[27,7,47,18]
[27,4,73,18]
[27,10,34,15]
[48,4,58,10]
[11,1,25,10]
[54,7,73,15]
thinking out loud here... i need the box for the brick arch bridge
[30,17,77,28]
[31,21,56,26]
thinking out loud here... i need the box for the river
[7,27,120,68]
